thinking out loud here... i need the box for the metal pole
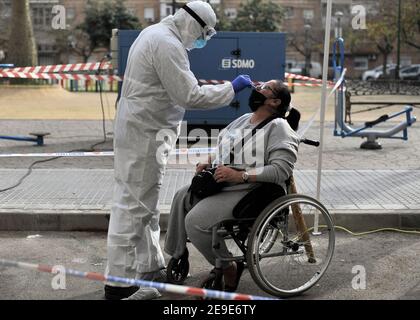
[338,17,342,38]
[304,25,311,77]
[314,0,333,235]
[395,0,402,80]
[172,0,176,15]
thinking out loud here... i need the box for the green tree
[230,0,284,32]
[77,0,141,60]
[213,4,232,31]
[7,0,37,67]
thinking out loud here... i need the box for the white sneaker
[122,287,162,300]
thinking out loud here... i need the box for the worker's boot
[104,285,139,300]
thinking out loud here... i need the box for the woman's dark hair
[271,80,291,117]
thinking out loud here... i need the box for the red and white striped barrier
[0,61,334,88]
[0,72,332,87]
[0,71,121,82]
[198,79,332,88]
[286,82,330,88]
[1,62,111,74]
[0,258,277,300]
[285,72,334,85]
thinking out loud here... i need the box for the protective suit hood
[169,1,217,50]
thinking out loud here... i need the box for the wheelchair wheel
[166,249,189,285]
[246,194,335,297]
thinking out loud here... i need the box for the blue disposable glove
[231,75,253,93]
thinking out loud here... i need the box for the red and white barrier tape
[1,62,111,74]
[0,72,332,87]
[0,258,277,300]
[0,61,333,87]
[198,79,332,88]
[0,71,121,82]
[0,61,326,84]
[287,82,331,88]
[285,72,334,84]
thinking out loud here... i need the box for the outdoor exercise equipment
[332,38,417,149]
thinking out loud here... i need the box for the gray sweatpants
[164,184,250,268]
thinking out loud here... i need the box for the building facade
[0,0,418,78]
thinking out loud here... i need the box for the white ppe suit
[105,1,235,285]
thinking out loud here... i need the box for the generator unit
[113,29,286,126]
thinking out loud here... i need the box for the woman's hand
[196,162,211,174]
[214,165,243,183]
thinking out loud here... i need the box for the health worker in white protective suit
[104,1,253,300]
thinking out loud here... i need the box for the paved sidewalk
[0,119,419,231]
[1,120,419,170]
[0,168,419,231]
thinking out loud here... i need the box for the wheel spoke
[246,195,335,297]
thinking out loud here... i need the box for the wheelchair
[167,110,335,298]
[167,168,335,298]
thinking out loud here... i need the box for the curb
[329,210,420,231]
[0,209,418,232]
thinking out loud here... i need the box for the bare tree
[402,0,420,51]
[7,0,37,67]
[366,2,397,78]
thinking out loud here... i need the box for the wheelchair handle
[300,138,320,147]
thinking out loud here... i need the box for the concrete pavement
[0,231,419,300]
[0,168,419,231]
[0,119,419,231]
[1,91,419,300]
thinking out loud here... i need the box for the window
[32,6,53,28]
[354,57,369,70]
[303,9,314,20]
[32,7,44,26]
[0,4,11,18]
[284,7,294,19]
[66,8,75,20]
[127,7,136,16]
[144,8,155,22]
[402,66,418,74]
[44,7,52,26]
[224,8,237,19]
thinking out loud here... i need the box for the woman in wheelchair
[164,80,301,292]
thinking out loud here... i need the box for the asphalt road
[0,231,419,300]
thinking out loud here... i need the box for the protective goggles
[182,4,217,41]
[256,83,276,96]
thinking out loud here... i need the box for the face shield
[182,5,216,49]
